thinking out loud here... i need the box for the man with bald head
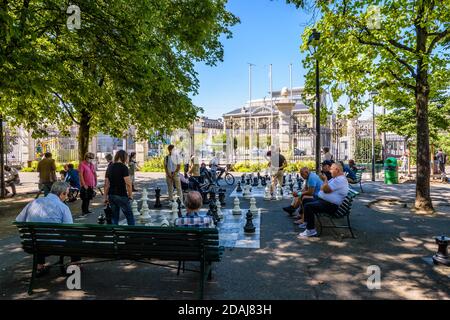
[174,191,214,228]
[299,163,349,238]
[283,167,323,223]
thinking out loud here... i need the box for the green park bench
[315,189,359,238]
[14,222,223,299]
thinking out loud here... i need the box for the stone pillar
[275,89,295,154]
[135,140,147,165]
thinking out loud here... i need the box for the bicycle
[214,165,235,186]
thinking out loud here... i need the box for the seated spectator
[339,161,357,183]
[348,159,358,173]
[59,170,67,181]
[321,160,333,180]
[282,167,323,227]
[174,191,214,228]
[15,181,80,276]
[4,165,20,197]
[299,163,349,238]
[65,163,81,189]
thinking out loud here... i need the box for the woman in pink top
[79,152,97,215]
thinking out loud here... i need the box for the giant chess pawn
[241,174,246,184]
[132,200,140,217]
[154,187,162,208]
[249,197,258,215]
[232,197,242,215]
[253,176,258,187]
[257,177,263,189]
[236,182,242,192]
[264,185,272,201]
[171,199,179,222]
[244,210,256,233]
[160,215,170,227]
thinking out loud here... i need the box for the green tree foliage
[289,0,450,212]
[1,0,239,160]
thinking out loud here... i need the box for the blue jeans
[109,195,135,225]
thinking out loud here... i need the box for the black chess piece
[97,213,106,225]
[154,187,162,208]
[288,174,292,183]
[253,177,258,187]
[246,178,251,186]
[218,189,226,206]
[209,191,216,203]
[236,182,242,192]
[202,191,210,205]
[244,210,256,233]
[297,179,302,190]
[261,177,266,186]
[289,182,294,192]
[241,174,245,183]
[177,197,182,218]
[257,172,261,180]
[282,175,286,187]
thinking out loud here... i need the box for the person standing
[128,152,139,192]
[436,148,447,178]
[164,145,182,202]
[323,147,333,162]
[104,150,135,225]
[36,152,57,196]
[79,152,97,215]
[267,149,287,196]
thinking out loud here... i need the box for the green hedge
[21,160,79,172]
[140,156,186,173]
[231,160,316,173]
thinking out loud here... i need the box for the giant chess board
[119,208,261,249]
[229,186,266,198]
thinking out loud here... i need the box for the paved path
[0,174,449,300]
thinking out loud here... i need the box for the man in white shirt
[298,163,349,238]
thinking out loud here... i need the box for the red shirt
[79,160,97,188]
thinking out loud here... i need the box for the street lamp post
[308,29,321,173]
[0,114,5,199]
[370,90,378,182]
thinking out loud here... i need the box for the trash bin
[384,157,398,184]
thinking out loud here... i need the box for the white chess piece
[131,200,139,217]
[275,185,282,201]
[257,178,263,189]
[215,196,223,219]
[244,185,252,199]
[249,197,258,215]
[160,215,170,227]
[264,185,271,201]
[232,197,241,215]
[283,185,292,199]
[140,188,151,221]
[171,200,179,223]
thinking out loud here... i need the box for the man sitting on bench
[15,181,80,276]
[298,163,349,238]
[174,191,214,228]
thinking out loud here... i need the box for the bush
[140,156,186,173]
[20,160,79,172]
[231,160,315,173]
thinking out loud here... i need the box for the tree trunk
[78,110,91,162]
[414,44,433,212]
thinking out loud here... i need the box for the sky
[190,0,313,119]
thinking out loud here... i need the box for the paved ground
[0,172,449,300]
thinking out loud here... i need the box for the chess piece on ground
[283,186,292,199]
[132,200,140,217]
[202,191,210,205]
[218,189,226,206]
[264,185,271,201]
[209,191,216,203]
[289,182,294,193]
[172,199,179,221]
[249,197,258,215]
[275,185,282,201]
[433,235,450,266]
[176,197,182,217]
[253,177,258,187]
[215,196,223,220]
[241,174,246,184]
[154,187,162,208]
[160,215,170,227]
[282,174,286,187]
[97,213,106,224]
[244,210,256,233]
[140,188,151,221]
[243,184,251,199]
[257,178,263,189]
[232,197,242,215]
[236,182,242,192]
[261,176,267,187]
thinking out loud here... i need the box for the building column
[276,101,295,154]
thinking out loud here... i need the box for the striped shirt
[174,212,214,228]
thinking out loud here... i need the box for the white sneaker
[298,222,307,229]
[298,229,317,238]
